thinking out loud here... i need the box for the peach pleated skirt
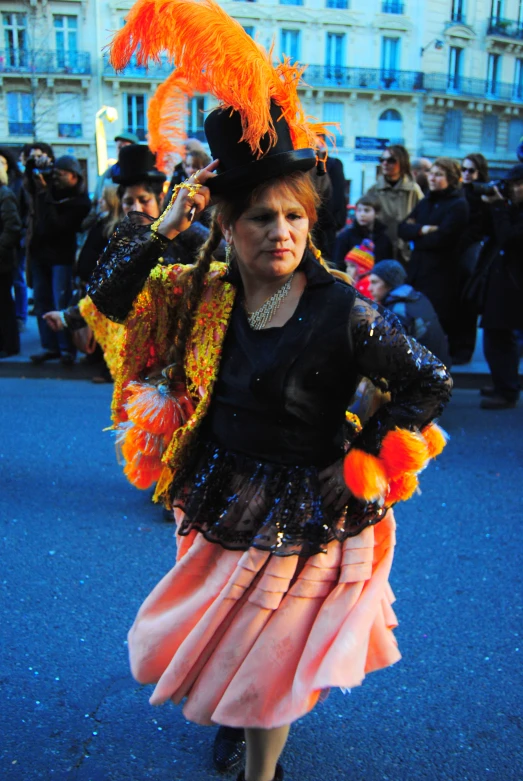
[128,509,400,729]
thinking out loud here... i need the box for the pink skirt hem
[127,510,400,729]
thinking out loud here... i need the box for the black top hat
[112,144,166,186]
[205,101,316,195]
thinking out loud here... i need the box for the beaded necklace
[244,273,295,330]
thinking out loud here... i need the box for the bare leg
[244,725,290,781]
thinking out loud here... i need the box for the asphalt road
[1,379,522,781]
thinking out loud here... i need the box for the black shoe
[237,764,284,781]
[30,350,60,364]
[451,351,473,365]
[480,394,517,410]
[0,349,20,359]
[60,352,76,367]
[480,386,496,397]
[213,726,246,773]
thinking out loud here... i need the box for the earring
[225,242,233,271]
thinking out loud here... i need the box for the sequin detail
[172,439,387,557]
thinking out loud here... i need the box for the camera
[33,164,54,177]
[471,179,510,198]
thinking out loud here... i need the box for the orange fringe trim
[387,472,419,504]
[421,422,448,459]
[380,428,429,480]
[343,449,388,503]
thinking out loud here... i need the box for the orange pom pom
[124,381,186,437]
[421,423,448,459]
[380,428,428,480]
[124,453,163,490]
[386,472,419,504]
[343,448,388,502]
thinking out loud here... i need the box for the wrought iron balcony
[103,54,173,80]
[487,17,523,39]
[382,1,404,13]
[424,72,523,102]
[0,49,91,75]
[304,66,424,92]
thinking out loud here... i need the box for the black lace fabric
[87,213,169,323]
[172,439,387,558]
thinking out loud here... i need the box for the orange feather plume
[343,448,388,502]
[380,428,429,480]
[421,423,448,459]
[147,73,189,173]
[109,0,331,163]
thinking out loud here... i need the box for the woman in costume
[83,3,452,779]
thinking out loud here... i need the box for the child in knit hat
[333,194,393,271]
[344,239,375,297]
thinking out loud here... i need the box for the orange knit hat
[345,239,375,274]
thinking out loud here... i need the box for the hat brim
[112,170,166,185]
[208,149,317,194]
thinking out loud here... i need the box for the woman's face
[222,182,310,283]
[510,179,523,203]
[121,185,160,218]
[461,158,478,184]
[98,195,108,213]
[380,150,401,181]
[428,165,449,192]
[184,154,198,178]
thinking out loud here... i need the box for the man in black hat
[478,164,523,409]
[28,152,91,364]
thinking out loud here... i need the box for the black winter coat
[398,187,469,331]
[0,184,22,274]
[481,201,523,330]
[30,185,91,267]
[333,219,393,270]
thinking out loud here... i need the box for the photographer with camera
[476,164,523,409]
[25,151,91,365]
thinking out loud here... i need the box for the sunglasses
[461,166,477,174]
[380,156,397,164]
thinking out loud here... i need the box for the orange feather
[386,472,419,504]
[109,0,332,159]
[147,73,189,173]
[343,448,388,502]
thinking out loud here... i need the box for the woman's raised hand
[43,311,64,331]
[156,159,219,240]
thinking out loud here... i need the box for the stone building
[1,0,523,196]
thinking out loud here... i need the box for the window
[382,1,404,12]
[381,37,400,74]
[7,91,33,135]
[188,96,205,141]
[2,12,27,68]
[481,115,498,152]
[448,46,463,90]
[242,26,255,38]
[443,108,462,146]
[508,117,523,151]
[378,109,404,144]
[125,94,146,141]
[280,0,303,5]
[491,0,504,20]
[451,0,465,22]
[323,102,344,145]
[54,15,78,68]
[487,53,501,96]
[280,30,301,62]
[326,33,345,68]
[326,0,349,8]
[519,0,523,24]
[57,93,82,138]
[515,58,523,99]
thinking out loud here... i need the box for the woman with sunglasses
[367,144,424,265]
[451,153,493,364]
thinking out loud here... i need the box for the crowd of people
[0,134,521,408]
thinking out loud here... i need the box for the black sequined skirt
[171,439,387,557]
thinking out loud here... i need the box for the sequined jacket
[86,215,452,508]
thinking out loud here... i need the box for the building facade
[1,0,522,196]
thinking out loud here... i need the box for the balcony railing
[304,66,424,91]
[8,121,34,136]
[103,54,173,80]
[424,72,523,102]
[487,17,523,39]
[382,1,404,13]
[0,49,91,75]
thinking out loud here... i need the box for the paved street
[1,378,522,781]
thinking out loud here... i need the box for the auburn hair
[432,157,461,189]
[167,171,321,373]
